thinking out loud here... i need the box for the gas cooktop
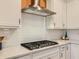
[21,40,58,50]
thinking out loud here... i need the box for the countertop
[0,40,70,59]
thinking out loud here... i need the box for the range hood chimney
[22,0,56,17]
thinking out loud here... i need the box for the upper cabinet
[67,0,79,29]
[47,0,79,29]
[53,0,67,29]
[46,0,67,29]
[0,0,20,28]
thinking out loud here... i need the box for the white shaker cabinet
[7,44,70,59]
[59,44,70,59]
[71,44,79,59]
[46,0,67,29]
[67,0,79,29]
[59,45,66,59]
[53,0,67,29]
[65,44,71,59]
[0,0,20,28]
[33,47,59,59]
[46,51,59,59]
[33,51,59,59]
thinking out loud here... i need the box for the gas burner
[21,40,58,50]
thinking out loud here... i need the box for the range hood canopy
[22,0,56,17]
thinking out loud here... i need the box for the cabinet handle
[60,53,63,58]
[61,46,65,50]
[66,46,68,50]
[48,57,51,59]
[19,19,20,24]
[54,23,56,27]
[39,58,42,59]
[62,47,65,49]
[63,24,65,27]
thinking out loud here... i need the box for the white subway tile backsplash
[68,30,79,40]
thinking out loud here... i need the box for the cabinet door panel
[71,44,79,59]
[67,0,79,29]
[33,47,59,59]
[59,46,66,59]
[59,44,70,59]
[47,0,66,29]
[47,51,59,59]
[0,0,20,27]
[34,51,59,59]
[65,44,70,59]
[53,0,67,29]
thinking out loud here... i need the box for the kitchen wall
[2,14,79,49]
[68,30,79,40]
[21,14,63,42]
[1,14,79,49]
[1,14,63,49]
[0,28,22,48]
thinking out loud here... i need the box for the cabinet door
[65,44,70,59]
[33,47,59,59]
[0,0,20,27]
[67,0,79,29]
[59,46,66,59]
[53,0,67,29]
[46,51,59,59]
[46,0,67,29]
[71,44,79,59]
[59,44,70,59]
[34,51,59,59]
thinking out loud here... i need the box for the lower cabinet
[33,51,59,59]
[59,45,66,59]
[59,44,70,59]
[71,44,79,59]
[65,44,71,59]
[46,52,59,59]
[9,44,70,59]
[33,47,59,59]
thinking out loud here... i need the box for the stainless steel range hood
[22,0,56,17]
